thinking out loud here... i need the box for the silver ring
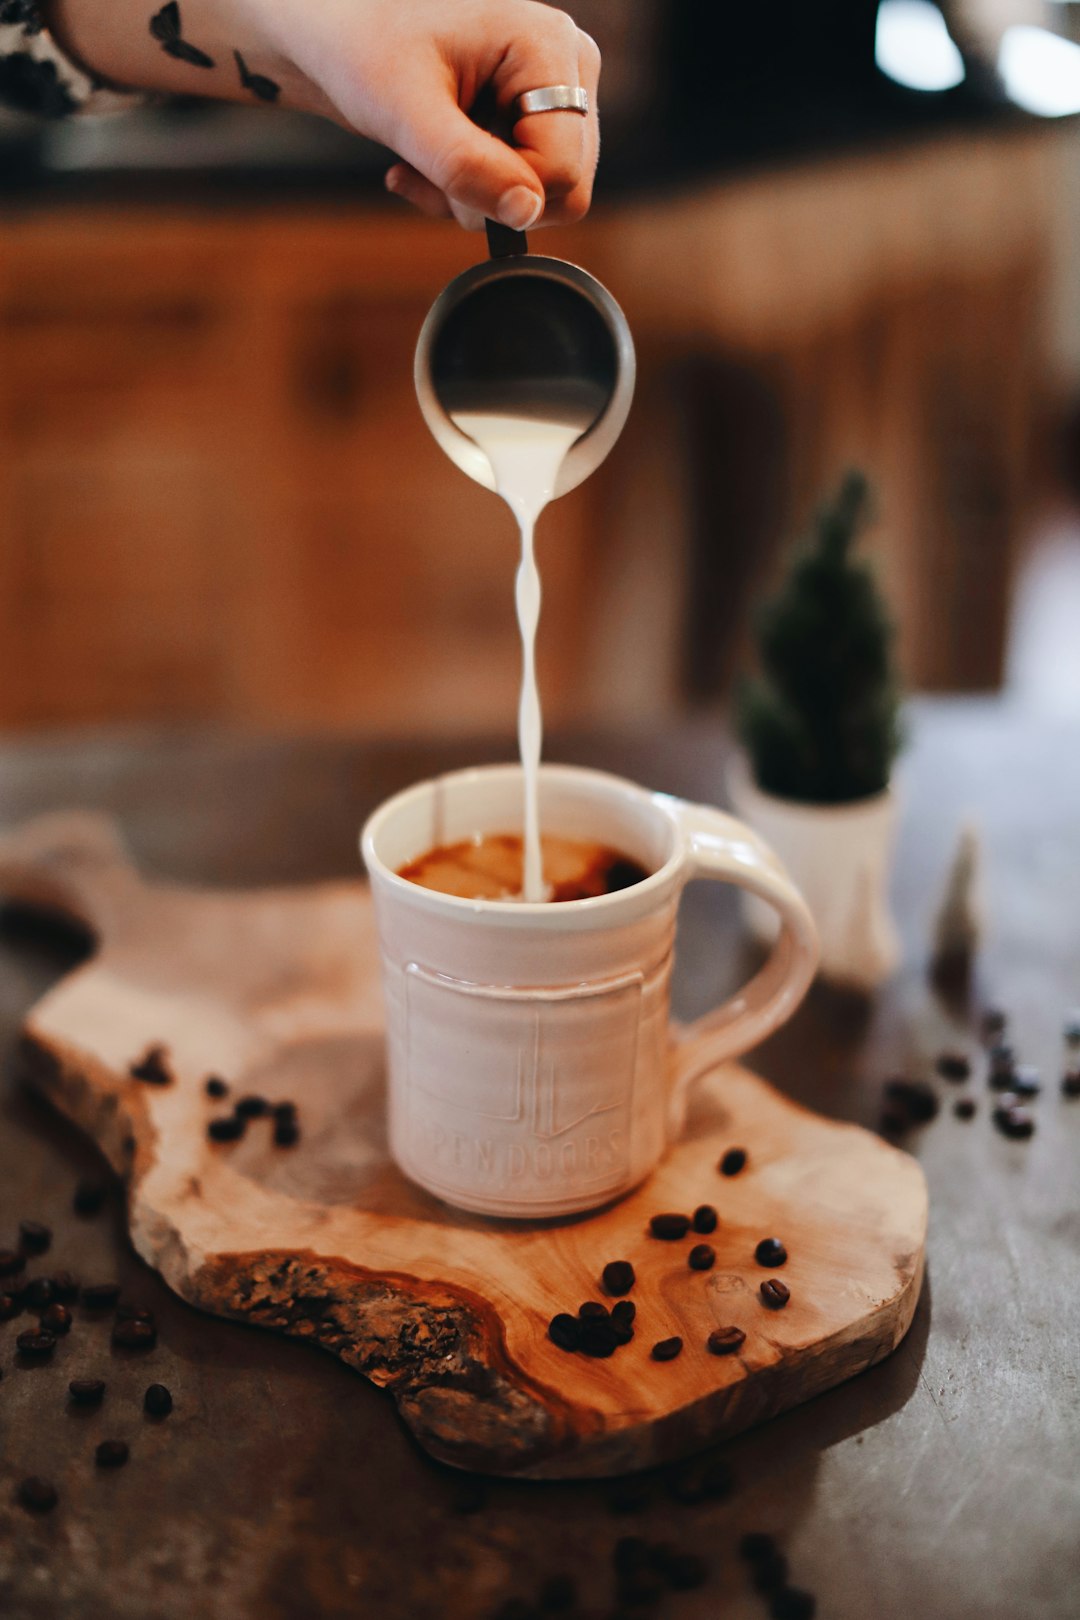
[515,85,589,118]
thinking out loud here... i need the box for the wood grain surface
[0,811,924,1478]
[0,703,1077,1619]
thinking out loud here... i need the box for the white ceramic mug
[361,764,818,1219]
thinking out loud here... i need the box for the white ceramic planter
[727,754,901,992]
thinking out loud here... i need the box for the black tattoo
[234,49,279,103]
[149,3,215,69]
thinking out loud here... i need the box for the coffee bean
[953,1098,977,1120]
[115,1303,154,1323]
[73,1176,107,1217]
[754,1552,790,1593]
[610,1319,634,1347]
[981,1008,1007,1041]
[579,1318,618,1358]
[1062,1069,1080,1098]
[81,1282,121,1310]
[883,1078,939,1123]
[578,1300,609,1319]
[16,1329,57,1359]
[208,1115,245,1143]
[144,1383,173,1417]
[755,1238,787,1268]
[273,1116,300,1148]
[611,1299,636,1328]
[19,1220,51,1255]
[707,1325,746,1355]
[688,1244,715,1271]
[719,1147,747,1176]
[41,1303,72,1335]
[770,1588,817,1620]
[25,1278,56,1309]
[548,1313,580,1352]
[602,1260,635,1296]
[0,1248,25,1276]
[538,1572,576,1611]
[235,1095,270,1119]
[52,1271,80,1303]
[95,1439,129,1468]
[16,1476,57,1513]
[129,1045,171,1085]
[692,1204,718,1235]
[649,1213,690,1240]
[988,1044,1016,1086]
[0,1292,22,1320]
[273,1100,298,1121]
[739,1531,778,1564]
[936,1051,970,1081]
[993,1104,1035,1140]
[69,1378,106,1405]
[204,1076,229,1099]
[760,1279,791,1309]
[1064,1011,1080,1047]
[1011,1065,1041,1097]
[653,1546,709,1590]
[112,1317,156,1350]
[651,1337,683,1362]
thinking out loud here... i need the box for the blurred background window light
[999,24,1080,115]
[874,0,966,91]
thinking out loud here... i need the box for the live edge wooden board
[0,812,927,1480]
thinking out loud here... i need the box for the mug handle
[665,800,819,1140]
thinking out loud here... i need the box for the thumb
[388,88,545,230]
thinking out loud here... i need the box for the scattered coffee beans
[274,1100,298,1122]
[235,1095,270,1119]
[73,1176,107,1217]
[69,1378,106,1405]
[0,1247,25,1276]
[692,1204,718,1234]
[653,1546,709,1590]
[112,1317,156,1350]
[208,1116,245,1144]
[204,1076,229,1099]
[740,1532,778,1565]
[130,1045,171,1085]
[953,1098,977,1120]
[144,1383,173,1417]
[548,1313,580,1352]
[1062,1069,1080,1098]
[16,1329,57,1359]
[651,1337,683,1362]
[993,1104,1035,1140]
[579,1318,618,1358]
[52,1271,80,1302]
[578,1301,609,1319]
[770,1588,817,1620]
[81,1282,121,1310]
[719,1148,747,1177]
[755,1238,787,1268]
[41,1303,72,1335]
[883,1078,939,1124]
[611,1300,636,1329]
[19,1219,51,1255]
[649,1213,690,1241]
[688,1244,715,1271]
[602,1260,635,1296]
[17,1476,57,1513]
[878,1108,907,1138]
[0,1292,21,1320]
[760,1279,791,1310]
[988,1044,1016,1087]
[25,1278,57,1309]
[753,1551,790,1593]
[936,1052,970,1081]
[95,1439,129,1468]
[707,1325,746,1355]
[273,1116,300,1148]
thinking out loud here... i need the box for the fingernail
[384,165,402,194]
[498,186,543,230]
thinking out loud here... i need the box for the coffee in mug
[397,833,648,903]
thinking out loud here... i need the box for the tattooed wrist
[148,1,279,101]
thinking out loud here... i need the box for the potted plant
[729,471,904,991]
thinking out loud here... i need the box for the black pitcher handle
[485,219,529,259]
